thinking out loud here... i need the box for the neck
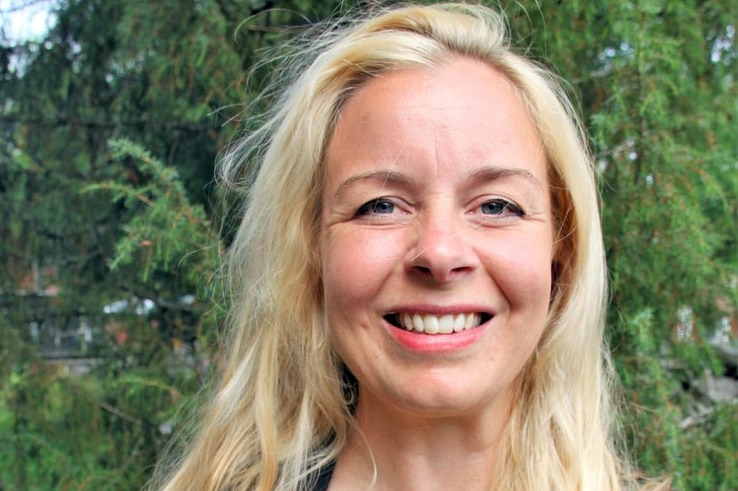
[329,390,514,491]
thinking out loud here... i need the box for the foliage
[0,0,736,489]
[504,2,738,488]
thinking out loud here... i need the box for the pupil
[373,201,393,213]
[483,202,504,214]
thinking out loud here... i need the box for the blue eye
[481,199,524,217]
[355,199,396,216]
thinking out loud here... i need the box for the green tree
[501,1,738,487]
[1,1,353,488]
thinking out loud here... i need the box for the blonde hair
[153,3,666,490]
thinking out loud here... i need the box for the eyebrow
[333,170,415,200]
[332,165,545,201]
[469,166,544,188]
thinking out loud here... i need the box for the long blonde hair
[153,3,664,490]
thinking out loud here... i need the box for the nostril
[405,229,477,282]
[412,264,433,276]
[408,262,470,283]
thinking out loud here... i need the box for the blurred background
[0,0,736,489]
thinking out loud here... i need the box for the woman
[154,3,667,490]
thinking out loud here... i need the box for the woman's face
[320,58,554,419]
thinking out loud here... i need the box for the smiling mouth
[384,312,490,335]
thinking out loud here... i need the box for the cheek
[321,230,401,373]
[489,235,553,307]
[321,229,403,312]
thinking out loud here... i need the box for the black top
[310,461,335,491]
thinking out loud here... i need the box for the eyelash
[480,198,525,217]
[354,198,397,217]
[353,197,525,218]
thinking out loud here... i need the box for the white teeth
[438,315,454,334]
[398,313,482,334]
[425,316,439,334]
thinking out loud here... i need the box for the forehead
[324,57,548,187]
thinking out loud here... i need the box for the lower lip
[387,320,489,353]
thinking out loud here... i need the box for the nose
[405,207,478,282]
